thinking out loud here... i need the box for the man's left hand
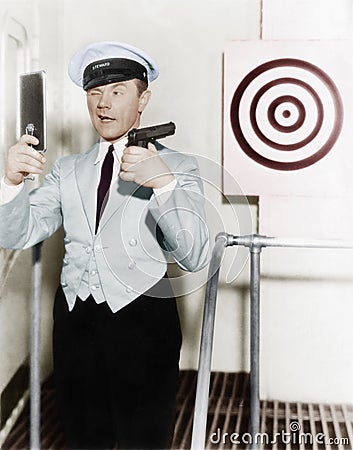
[120,143,175,188]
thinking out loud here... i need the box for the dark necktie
[95,144,114,233]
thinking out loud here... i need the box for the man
[0,42,209,449]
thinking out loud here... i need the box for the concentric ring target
[230,58,344,170]
[268,95,305,133]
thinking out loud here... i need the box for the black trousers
[53,284,182,450]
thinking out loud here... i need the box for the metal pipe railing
[228,234,353,250]
[30,242,43,450]
[191,233,353,450]
[249,245,261,450]
[191,233,229,450]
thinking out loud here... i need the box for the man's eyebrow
[88,86,104,92]
[88,82,129,92]
[110,82,129,88]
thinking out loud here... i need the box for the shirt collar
[94,136,128,165]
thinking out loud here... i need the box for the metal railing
[191,233,353,450]
[30,242,43,450]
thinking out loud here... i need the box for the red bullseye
[267,94,306,134]
[230,58,343,170]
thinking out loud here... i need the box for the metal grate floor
[2,370,353,449]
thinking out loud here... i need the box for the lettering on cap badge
[92,62,111,71]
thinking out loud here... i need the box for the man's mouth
[98,114,115,122]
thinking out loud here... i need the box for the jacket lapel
[75,144,100,236]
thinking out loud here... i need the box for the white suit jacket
[0,142,209,312]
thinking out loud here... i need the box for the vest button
[128,261,136,270]
[129,238,137,247]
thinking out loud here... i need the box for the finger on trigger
[147,142,157,152]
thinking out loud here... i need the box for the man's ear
[138,90,151,113]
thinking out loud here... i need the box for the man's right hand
[5,135,47,186]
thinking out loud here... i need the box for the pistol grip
[135,139,149,148]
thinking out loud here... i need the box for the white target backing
[223,40,353,197]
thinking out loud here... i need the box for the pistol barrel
[127,121,176,147]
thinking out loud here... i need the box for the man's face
[86,79,150,143]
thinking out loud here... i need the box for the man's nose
[97,91,111,109]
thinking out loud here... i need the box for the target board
[223,40,353,197]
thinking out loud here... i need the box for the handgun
[127,122,176,148]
